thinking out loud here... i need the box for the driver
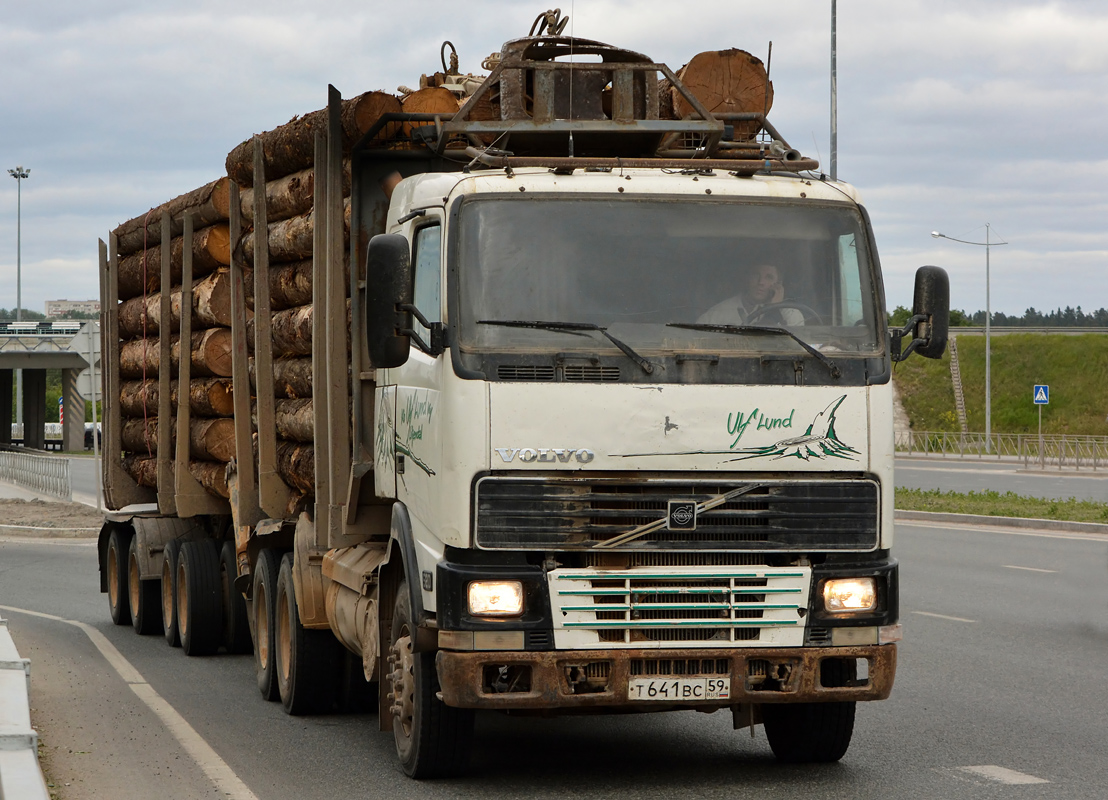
[697,263,804,326]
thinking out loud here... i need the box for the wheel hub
[388,633,416,741]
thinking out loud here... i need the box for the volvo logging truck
[97,14,949,777]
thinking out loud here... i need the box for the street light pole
[931,225,1007,453]
[830,0,838,181]
[8,166,29,428]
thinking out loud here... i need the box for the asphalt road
[895,456,1108,501]
[2,520,1107,799]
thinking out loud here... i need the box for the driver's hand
[771,282,785,304]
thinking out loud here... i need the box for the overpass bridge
[0,320,98,451]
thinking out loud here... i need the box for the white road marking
[0,537,96,546]
[911,610,976,623]
[0,604,259,800]
[898,520,1108,542]
[1003,565,1057,573]
[896,464,1019,475]
[0,523,98,532]
[959,765,1049,785]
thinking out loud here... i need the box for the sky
[1,0,1105,317]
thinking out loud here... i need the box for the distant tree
[949,309,971,326]
[0,308,46,321]
[57,310,99,320]
[888,306,912,327]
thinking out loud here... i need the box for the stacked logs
[111,178,235,499]
[225,96,383,503]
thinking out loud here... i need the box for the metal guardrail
[0,451,73,500]
[0,615,50,799]
[896,431,1108,471]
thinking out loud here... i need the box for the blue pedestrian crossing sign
[1033,385,1049,405]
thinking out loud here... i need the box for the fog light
[823,578,877,613]
[468,581,524,616]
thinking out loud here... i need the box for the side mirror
[891,265,949,362]
[365,233,413,369]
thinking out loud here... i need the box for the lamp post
[8,166,29,427]
[931,224,1008,453]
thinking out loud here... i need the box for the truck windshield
[455,196,882,358]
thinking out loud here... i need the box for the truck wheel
[253,548,282,701]
[275,553,339,715]
[106,529,131,626]
[176,540,223,656]
[220,540,252,654]
[162,539,181,647]
[388,580,474,778]
[128,535,162,635]
[762,701,856,763]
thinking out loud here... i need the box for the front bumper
[437,643,896,710]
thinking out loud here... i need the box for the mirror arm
[891,313,929,363]
[399,303,445,356]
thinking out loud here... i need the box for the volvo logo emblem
[667,500,697,530]
[495,448,595,464]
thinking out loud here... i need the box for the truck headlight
[822,578,877,613]
[468,581,524,616]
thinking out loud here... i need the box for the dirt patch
[0,499,102,537]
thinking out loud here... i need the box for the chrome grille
[476,477,879,551]
[550,567,810,649]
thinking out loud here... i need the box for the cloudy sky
[1,0,1104,317]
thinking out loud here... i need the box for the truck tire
[162,539,182,647]
[176,540,223,656]
[220,540,252,654]
[388,580,474,778]
[275,553,339,715]
[128,535,163,635]
[106,529,131,626]
[253,548,282,701]
[762,701,856,763]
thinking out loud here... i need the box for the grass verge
[896,487,1108,523]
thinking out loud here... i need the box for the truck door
[389,215,444,539]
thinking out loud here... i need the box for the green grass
[896,487,1108,523]
[894,334,1108,435]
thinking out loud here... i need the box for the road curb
[0,616,50,799]
[894,509,1108,534]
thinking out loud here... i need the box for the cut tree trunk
[276,441,315,495]
[119,378,234,418]
[122,455,157,488]
[268,304,314,357]
[117,224,231,300]
[672,49,772,139]
[114,178,232,255]
[401,87,459,138]
[120,417,236,462]
[118,328,233,379]
[239,198,350,263]
[225,91,402,188]
[118,269,233,338]
[243,255,350,312]
[240,163,353,223]
[250,357,313,399]
[189,460,230,499]
[277,399,314,443]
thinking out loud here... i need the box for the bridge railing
[0,451,72,500]
[896,431,1108,470]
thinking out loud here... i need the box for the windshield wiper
[666,322,841,379]
[479,319,656,375]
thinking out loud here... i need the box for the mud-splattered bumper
[436,644,896,710]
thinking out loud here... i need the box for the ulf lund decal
[727,395,858,462]
[611,395,858,462]
[496,448,596,464]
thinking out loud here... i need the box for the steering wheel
[746,302,823,326]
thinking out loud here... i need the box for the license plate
[627,677,731,701]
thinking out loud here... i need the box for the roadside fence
[0,451,73,500]
[896,431,1108,471]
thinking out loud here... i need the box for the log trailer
[97,13,949,778]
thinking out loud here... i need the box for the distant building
[45,299,101,318]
